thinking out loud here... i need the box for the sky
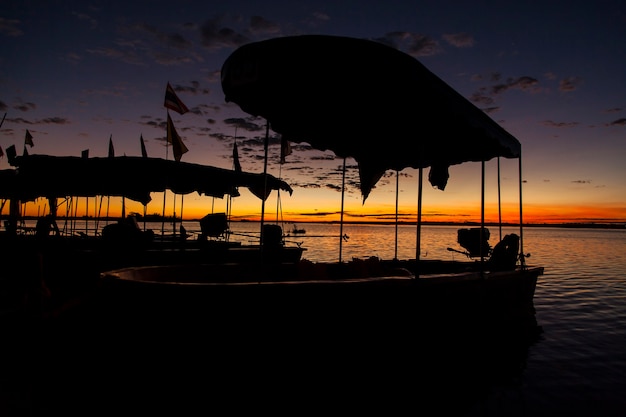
[1,0,625,225]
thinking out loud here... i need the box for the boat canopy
[0,155,293,205]
[221,35,521,201]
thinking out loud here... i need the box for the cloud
[12,101,36,112]
[249,16,281,35]
[572,180,591,184]
[442,32,475,48]
[559,77,583,92]
[541,120,580,128]
[200,18,250,50]
[71,11,98,29]
[224,117,264,132]
[377,32,442,57]
[607,118,626,126]
[0,17,23,37]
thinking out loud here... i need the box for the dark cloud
[442,32,475,48]
[224,117,264,132]
[608,118,626,126]
[559,77,583,92]
[13,102,36,112]
[249,16,281,35]
[200,18,250,50]
[0,17,23,37]
[541,120,580,128]
[375,32,442,57]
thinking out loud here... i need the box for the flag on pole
[6,144,16,162]
[108,135,115,158]
[82,149,89,159]
[140,134,148,158]
[280,136,292,164]
[232,141,242,172]
[166,113,188,162]
[25,129,34,147]
[164,82,189,115]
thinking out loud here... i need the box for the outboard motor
[457,227,491,258]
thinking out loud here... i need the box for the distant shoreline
[8,215,625,230]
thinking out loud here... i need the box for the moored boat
[95,35,545,341]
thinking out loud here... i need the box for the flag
[0,146,4,158]
[6,144,17,163]
[108,135,115,158]
[81,149,89,159]
[232,142,242,172]
[280,136,292,164]
[140,134,148,158]
[164,82,189,115]
[25,129,34,147]
[166,113,188,162]
[249,183,272,201]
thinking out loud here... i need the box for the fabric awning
[1,155,293,205]
[221,35,521,201]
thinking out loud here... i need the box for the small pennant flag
[140,134,148,158]
[25,129,34,147]
[280,136,292,164]
[108,135,115,158]
[232,141,242,172]
[164,82,189,115]
[166,113,188,162]
[6,144,17,162]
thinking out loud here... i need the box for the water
[9,220,626,415]
[232,222,626,415]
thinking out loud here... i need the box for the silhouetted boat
[289,223,306,234]
[2,37,547,415]
[0,154,305,320]
[97,35,544,340]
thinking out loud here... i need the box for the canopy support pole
[394,170,399,261]
[480,160,486,273]
[497,157,502,241]
[415,167,423,278]
[259,122,270,248]
[339,157,347,263]
[518,151,525,269]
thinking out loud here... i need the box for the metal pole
[416,167,423,278]
[394,170,399,260]
[518,152,525,268]
[259,122,269,247]
[339,158,346,263]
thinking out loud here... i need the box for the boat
[289,223,306,234]
[5,36,546,414]
[95,35,544,339]
[0,154,305,321]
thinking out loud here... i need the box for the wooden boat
[289,223,306,234]
[95,35,544,341]
[3,36,546,416]
[0,155,305,321]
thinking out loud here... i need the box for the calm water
[233,222,626,416]
[11,220,626,415]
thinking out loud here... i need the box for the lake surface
[227,222,626,416]
[5,221,626,415]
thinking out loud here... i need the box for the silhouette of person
[35,214,59,239]
[489,233,519,271]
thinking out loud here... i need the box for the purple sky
[1,1,625,223]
